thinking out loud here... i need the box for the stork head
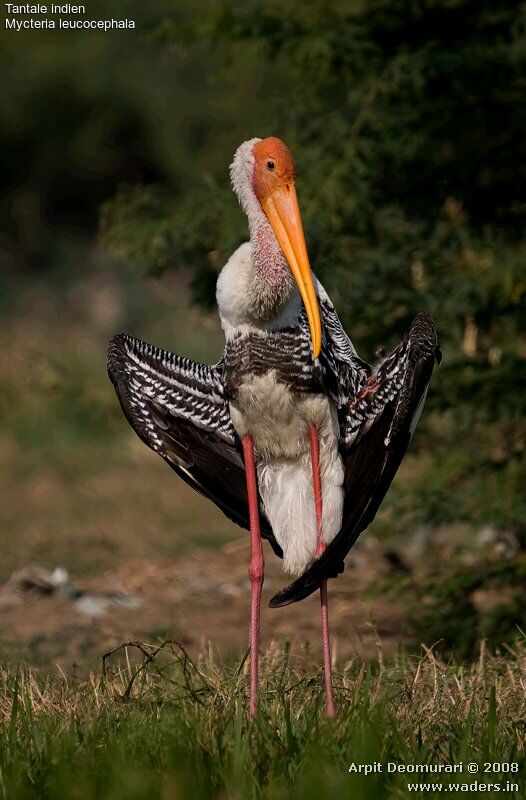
[230,137,322,359]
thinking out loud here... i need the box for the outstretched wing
[270,312,440,606]
[108,333,281,555]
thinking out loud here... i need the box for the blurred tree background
[1,0,525,657]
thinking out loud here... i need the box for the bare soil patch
[0,536,409,672]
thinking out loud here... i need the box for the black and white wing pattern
[224,326,316,396]
[270,312,441,606]
[108,333,281,555]
[317,287,371,404]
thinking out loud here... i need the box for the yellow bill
[261,183,322,359]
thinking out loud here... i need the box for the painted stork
[108,136,440,717]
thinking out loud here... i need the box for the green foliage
[407,554,526,659]
[101,0,526,543]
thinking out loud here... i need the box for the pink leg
[242,435,264,718]
[309,424,336,718]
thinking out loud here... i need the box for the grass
[1,641,526,799]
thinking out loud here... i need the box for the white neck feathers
[229,139,293,319]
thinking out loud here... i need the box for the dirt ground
[0,535,410,673]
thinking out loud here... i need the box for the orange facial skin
[252,137,297,201]
[251,137,322,359]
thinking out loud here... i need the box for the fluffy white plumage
[256,397,344,575]
[216,243,302,339]
[229,138,261,219]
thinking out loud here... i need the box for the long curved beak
[261,183,322,359]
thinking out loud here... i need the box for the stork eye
[266,160,275,171]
